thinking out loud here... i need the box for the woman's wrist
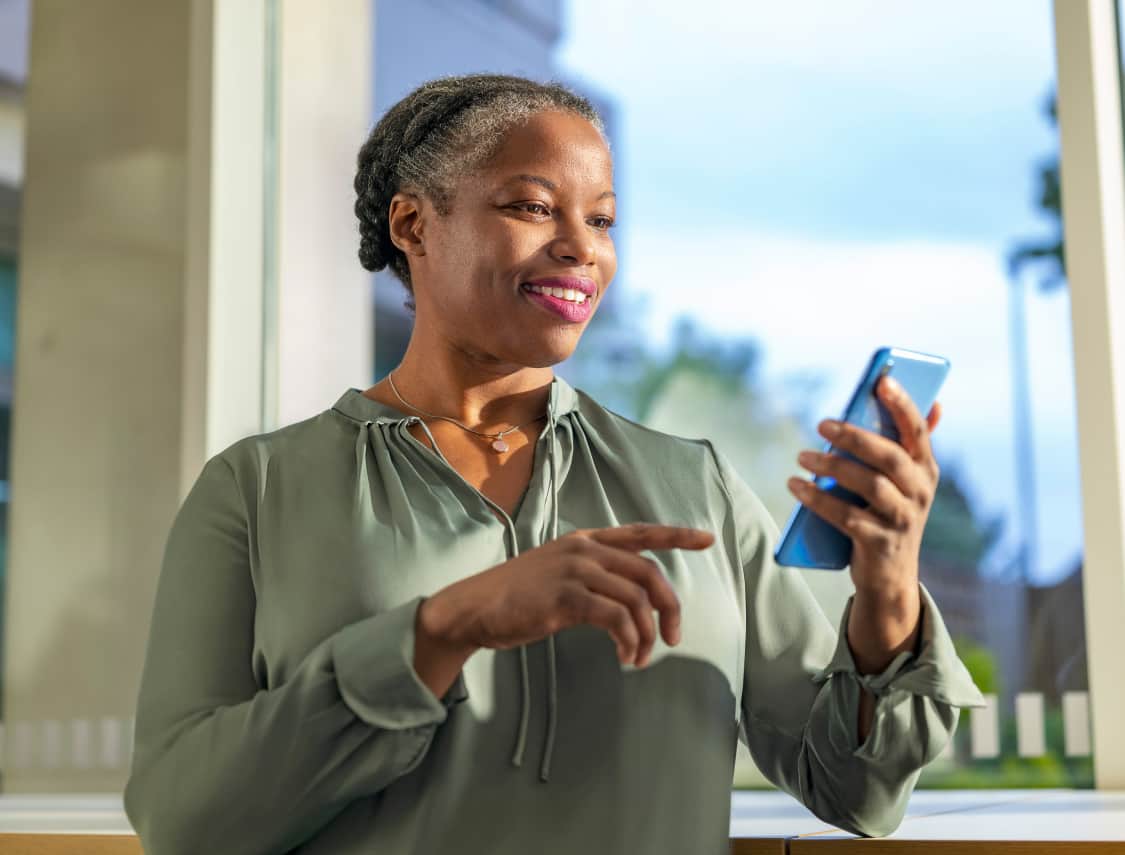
[413,592,479,702]
[417,587,480,655]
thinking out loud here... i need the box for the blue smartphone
[773,346,950,570]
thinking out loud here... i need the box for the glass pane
[552,0,1090,789]
[2,0,199,794]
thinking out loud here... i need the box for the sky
[555,0,1083,584]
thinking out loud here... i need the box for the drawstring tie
[511,402,561,781]
[379,385,563,784]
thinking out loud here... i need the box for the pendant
[491,438,510,453]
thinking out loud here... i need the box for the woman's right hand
[419,523,715,668]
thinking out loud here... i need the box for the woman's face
[394,109,617,371]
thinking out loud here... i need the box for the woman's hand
[786,375,942,672]
[420,523,714,668]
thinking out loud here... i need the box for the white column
[184,0,268,477]
[1053,0,1125,788]
[273,0,374,428]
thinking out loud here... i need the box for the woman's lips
[520,285,594,323]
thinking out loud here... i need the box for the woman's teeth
[524,284,589,304]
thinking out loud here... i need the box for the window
[550,0,1091,788]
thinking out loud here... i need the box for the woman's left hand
[786,374,941,602]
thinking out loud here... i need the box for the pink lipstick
[520,280,596,323]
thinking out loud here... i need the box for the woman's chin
[510,337,583,369]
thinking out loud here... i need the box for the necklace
[387,370,547,453]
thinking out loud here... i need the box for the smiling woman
[354,74,615,318]
[349,75,624,520]
[374,106,614,350]
[123,72,983,855]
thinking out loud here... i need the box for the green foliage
[631,316,761,422]
[918,681,1095,790]
[920,459,1005,568]
[563,309,768,424]
[952,635,1000,695]
[920,756,1093,789]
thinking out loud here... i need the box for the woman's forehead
[496,172,615,200]
[483,112,611,174]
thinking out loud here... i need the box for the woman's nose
[548,214,598,266]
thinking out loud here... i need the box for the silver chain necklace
[387,370,547,453]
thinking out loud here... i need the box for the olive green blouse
[123,373,984,855]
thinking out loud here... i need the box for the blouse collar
[330,372,579,425]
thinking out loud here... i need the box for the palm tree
[1005,88,1064,586]
[1008,91,1064,289]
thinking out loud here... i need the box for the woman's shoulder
[573,388,773,541]
[572,387,729,475]
[205,408,354,493]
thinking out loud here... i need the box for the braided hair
[353,73,608,313]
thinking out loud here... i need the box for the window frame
[1053,0,1125,789]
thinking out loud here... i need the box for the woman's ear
[388,191,426,258]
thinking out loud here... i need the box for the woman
[124,73,983,855]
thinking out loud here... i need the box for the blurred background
[0,0,1120,797]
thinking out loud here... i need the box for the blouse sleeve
[707,443,985,838]
[124,454,469,855]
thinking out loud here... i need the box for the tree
[1007,89,1065,290]
[921,459,1005,569]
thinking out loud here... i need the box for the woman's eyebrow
[504,173,616,201]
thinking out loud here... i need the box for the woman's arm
[124,455,469,855]
[849,583,924,744]
[414,597,480,699]
[707,443,984,838]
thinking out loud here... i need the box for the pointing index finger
[587,523,715,552]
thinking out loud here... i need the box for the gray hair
[353,73,609,312]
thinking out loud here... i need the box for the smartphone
[773,346,950,570]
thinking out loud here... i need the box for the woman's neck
[372,345,554,431]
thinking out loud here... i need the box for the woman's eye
[511,204,615,231]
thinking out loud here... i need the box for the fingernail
[884,376,901,397]
[820,420,840,437]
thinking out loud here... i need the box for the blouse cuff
[333,595,470,731]
[811,581,986,709]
